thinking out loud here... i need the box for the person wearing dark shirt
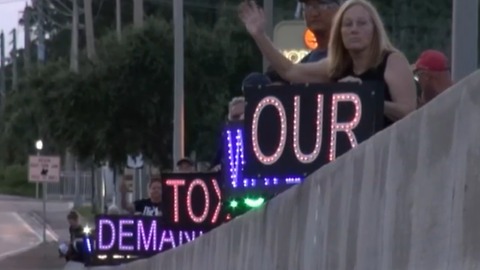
[239,0,416,126]
[121,177,164,217]
[242,0,340,88]
[64,210,85,266]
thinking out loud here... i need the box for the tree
[20,16,256,167]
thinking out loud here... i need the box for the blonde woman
[239,0,416,128]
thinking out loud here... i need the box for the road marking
[27,212,60,242]
[13,212,42,241]
[0,213,42,260]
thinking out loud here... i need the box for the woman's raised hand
[238,1,266,37]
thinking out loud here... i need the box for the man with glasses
[297,0,340,62]
[242,0,341,87]
[413,50,453,107]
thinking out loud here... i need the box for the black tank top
[339,51,393,128]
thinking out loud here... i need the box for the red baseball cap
[414,50,449,71]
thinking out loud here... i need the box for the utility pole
[133,0,144,28]
[10,29,18,92]
[263,0,273,72]
[23,5,31,71]
[173,0,185,168]
[0,32,5,108]
[70,0,79,72]
[37,0,45,65]
[451,0,478,81]
[84,0,96,60]
[35,0,45,199]
[116,0,122,41]
[70,0,81,208]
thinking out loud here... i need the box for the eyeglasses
[304,1,339,12]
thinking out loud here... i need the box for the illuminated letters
[95,216,203,255]
[165,177,222,225]
[187,179,210,223]
[165,179,185,222]
[119,219,134,251]
[98,219,115,250]
[158,230,176,251]
[293,94,324,163]
[249,92,364,165]
[329,93,361,160]
[137,219,157,251]
[251,96,288,165]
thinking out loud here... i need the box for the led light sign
[161,173,224,230]
[95,215,203,256]
[242,83,385,178]
[222,122,303,190]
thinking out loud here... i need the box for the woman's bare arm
[239,1,329,83]
[384,52,417,121]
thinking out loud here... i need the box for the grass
[0,183,37,197]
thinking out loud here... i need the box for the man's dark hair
[67,210,79,221]
[149,177,162,187]
[176,158,193,167]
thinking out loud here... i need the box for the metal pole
[451,0,478,82]
[73,160,82,208]
[36,151,39,200]
[0,31,5,107]
[70,0,79,72]
[263,0,274,72]
[173,0,185,168]
[116,0,122,41]
[37,0,45,65]
[139,168,144,198]
[42,182,47,242]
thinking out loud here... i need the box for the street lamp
[34,139,47,243]
[35,140,43,151]
[34,140,43,199]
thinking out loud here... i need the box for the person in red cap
[413,49,453,107]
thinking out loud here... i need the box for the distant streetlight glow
[35,140,43,151]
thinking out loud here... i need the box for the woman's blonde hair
[327,0,397,79]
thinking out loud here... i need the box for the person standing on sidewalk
[120,177,164,217]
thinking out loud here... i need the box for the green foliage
[0,14,260,169]
[3,0,462,173]
[0,165,35,197]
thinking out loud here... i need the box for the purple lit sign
[223,122,303,190]
[95,215,202,256]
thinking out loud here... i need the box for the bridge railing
[88,70,480,270]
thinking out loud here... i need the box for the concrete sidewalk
[0,197,78,270]
[0,242,66,270]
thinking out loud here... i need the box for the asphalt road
[0,212,41,260]
[0,194,72,269]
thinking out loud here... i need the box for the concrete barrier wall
[89,70,480,270]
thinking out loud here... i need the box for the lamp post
[35,140,42,199]
[35,139,47,243]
